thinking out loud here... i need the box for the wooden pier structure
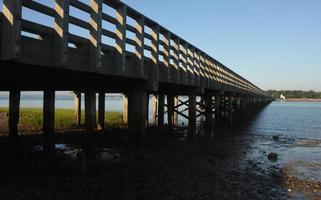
[0,0,273,148]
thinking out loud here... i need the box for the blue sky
[1,0,321,91]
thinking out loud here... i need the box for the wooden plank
[89,0,103,72]
[102,28,116,38]
[102,13,116,25]
[22,19,54,36]
[69,16,90,30]
[70,0,91,13]
[54,0,69,67]
[22,0,55,17]
[1,0,22,60]
[115,4,127,74]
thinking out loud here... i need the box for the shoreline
[276,99,321,102]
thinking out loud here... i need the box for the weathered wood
[85,92,96,131]
[188,94,196,139]
[128,90,147,148]
[162,32,171,81]
[167,94,175,137]
[122,94,128,125]
[151,95,158,125]
[8,91,21,137]
[172,38,180,83]
[43,90,55,135]
[54,0,69,67]
[98,92,105,130]
[1,0,22,60]
[157,94,165,126]
[74,92,81,126]
[115,4,127,73]
[135,16,145,77]
[89,0,103,72]
[173,96,179,126]
[204,94,213,139]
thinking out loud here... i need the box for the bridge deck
[0,0,266,97]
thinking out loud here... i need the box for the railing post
[89,0,103,72]
[163,32,171,82]
[181,43,188,84]
[115,4,127,74]
[173,38,180,83]
[1,0,22,60]
[54,0,69,67]
[187,46,195,85]
[151,25,160,82]
[135,16,145,77]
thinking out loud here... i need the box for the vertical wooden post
[204,94,213,140]
[43,90,55,135]
[146,94,150,125]
[151,25,160,82]
[157,94,165,127]
[188,94,196,139]
[128,90,147,149]
[89,0,102,72]
[1,0,22,60]
[98,92,105,130]
[215,93,222,128]
[8,91,20,137]
[181,43,188,84]
[173,96,179,126]
[85,92,96,131]
[74,92,81,126]
[135,16,145,77]
[115,4,127,73]
[122,94,128,125]
[151,95,158,125]
[167,94,175,137]
[54,0,69,67]
[173,38,180,83]
[163,32,171,82]
[187,46,195,85]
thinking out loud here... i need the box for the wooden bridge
[0,0,273,147]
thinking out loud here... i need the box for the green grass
[0,108,123,131]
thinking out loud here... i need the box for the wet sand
[0,128,320,199]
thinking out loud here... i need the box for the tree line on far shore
[266,90,321,99]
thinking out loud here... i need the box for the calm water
[247,101,321,139]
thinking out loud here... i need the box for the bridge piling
[8,90,21,138]
[204,93,213,140]
[167,94,175,138]
[74,92,82,127]
[98,92,105,130]
[188,94,196,140]
[157,94,165,127]
[85,92,96,131]
[43,90,55,152]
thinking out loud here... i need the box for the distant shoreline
[276,99,321,102]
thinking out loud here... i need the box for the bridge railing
[1,0,267,97]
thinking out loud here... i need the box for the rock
[268,153,278,162]
[272,135,279,141]
[208,158,213,163]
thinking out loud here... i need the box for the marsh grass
[0,108,123,133]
